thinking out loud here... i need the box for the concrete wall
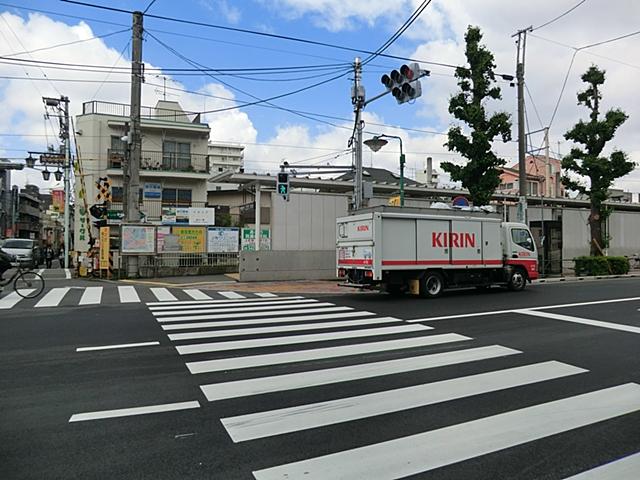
[239,250,336,281]
[271,191,348,251]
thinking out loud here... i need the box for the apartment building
[74,99,211,253]
[208,142,244,191]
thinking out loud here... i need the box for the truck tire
[420,271,444,298]
[507,268,527,291]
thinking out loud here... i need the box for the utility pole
[126,10,143,277]
[541,126,550,277]
[513,27,531,224]
[61,96,71,269]
[351,57,364,211]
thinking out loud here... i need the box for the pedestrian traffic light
[277,172,289,201]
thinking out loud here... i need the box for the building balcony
[18,204,42,218]
[83,100,205,125]
[107,149,209,174]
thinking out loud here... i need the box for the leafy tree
[561,65,634,256]
[441,26,512,206]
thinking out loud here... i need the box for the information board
[189,207,215,225]
[121,225,155,253]
[207,227,239,253]
[172,226,206,253]
[241,227,271,251]
[99,226,110,269]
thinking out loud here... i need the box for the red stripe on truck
[382,259,503,266]
[338,259,373,266]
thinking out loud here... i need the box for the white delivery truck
[336,206,538,297]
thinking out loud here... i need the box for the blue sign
[143,182,162,199]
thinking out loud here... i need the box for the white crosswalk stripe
[255,292,277,297]
[150,288,178,302]
[140,295,640,478]
[0,290,32,309]
[35,287,70,308]
[564,452,640,479]
[118,286,140,303]
[183,289,212,300]
[252,384,640,480]
[218,291,245,299]
[79,287,103,305]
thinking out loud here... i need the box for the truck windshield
[511,228,535,251]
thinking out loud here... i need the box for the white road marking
[150,288,178,302]
[118,286,140,303]
[34,287,70,308]
[255,292,277,297]
[65,268,71,279]
[177,323,430,355]
[152,300,326,316]
[218,291,245,299]
[161,311,376,331]
[146,295,303,306]
[76,341,160,352]
[224,361,587,442]
[156,306,352,323]
[183,289,212,300]
[201,345,521,402]
[0,291,31,309]
[37,268,45,275]
[69,400,200,422]
[186,333,471,374]
[516,309,640,334]
[564,452,640,479]
[408,296,640,323]
[150,298,317,312]
[253,383,640,480]
[79,287,103,305]
[168,317,404,341]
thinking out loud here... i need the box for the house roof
[336,167,421,187]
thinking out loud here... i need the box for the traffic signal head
[277,172,290,200]
[391,63,423,104]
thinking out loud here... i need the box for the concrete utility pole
[351,57,364,211]
[126,10,144,277]
[61,96,71,269]
[514,27,531,224]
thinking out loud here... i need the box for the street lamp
[364,134,405,206]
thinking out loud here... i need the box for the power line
[143,0,158,15]
[548,50,577,129]
[580,28,640,50]
[90,38,131,99]
[532,0,588,31]
[60,0,460,70]
[2,28,129,57]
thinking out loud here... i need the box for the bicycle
[0,263,45,299]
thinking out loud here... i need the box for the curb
[535,273,639,284]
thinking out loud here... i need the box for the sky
[0,0,638,195]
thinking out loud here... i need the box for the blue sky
[1,0,639,192]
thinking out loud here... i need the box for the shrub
[574,256,629,276]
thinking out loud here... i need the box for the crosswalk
[144,295,640,479]
[0,285,276,310]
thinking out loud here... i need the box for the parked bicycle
[0,264,45,299]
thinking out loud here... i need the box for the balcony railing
[83,100,204,124]
[108,149,209,173]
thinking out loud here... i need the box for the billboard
[207,227,239,253]
[121,225,155,253]
[52,189,64,212]
[172,226,206,253]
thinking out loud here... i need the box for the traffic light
[381,63,427,105]
[277,172,289,201]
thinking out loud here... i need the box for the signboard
[172,226,206,253]
[207,227,239,253]
[188,207,215,225]
[52,189,64,212]
[121,225,155,253]
[107,210,124,225]
[143,182,162,199]
[156,226,171,252]
[99,226,110,269]
[161,207,189,225]
[241,227,271,251]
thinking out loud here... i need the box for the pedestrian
[0,246,12,282]
[58,244,65,268]
[44,244,55,269]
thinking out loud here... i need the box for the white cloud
[199,0,242,25]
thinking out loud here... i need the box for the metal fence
[137,252,239,277]
[107,149,209,173]
[83,100,203,124]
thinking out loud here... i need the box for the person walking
[44,244,55,269]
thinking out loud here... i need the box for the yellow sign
[388,196,401,206]
[172,226,206,253]
[99,226,110,269]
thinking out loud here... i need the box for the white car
[2,239,39,268]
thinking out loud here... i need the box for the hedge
[574,256,630,276]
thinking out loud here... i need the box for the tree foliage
[440,26,512,206]
[561,65,634,255]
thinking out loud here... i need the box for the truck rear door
[336,214,375,270]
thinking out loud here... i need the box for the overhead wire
[90,38,131,99]
[1,28,130,57]
[532,0,588,31]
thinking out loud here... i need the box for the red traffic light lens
[400,64,414,80]
[277,173,288,183]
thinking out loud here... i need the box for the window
[162,141,191,170]
[110,135,126,152]
[511,228,535,251]
[527,181,539,196]
[218,167,224,172]
[110,187,142,203]
[162,188,191,206]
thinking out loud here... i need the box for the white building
[74,99,211,253]
[414,157,440,187]
[208,142,245,192]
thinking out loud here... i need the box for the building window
[110,135,126,153]
[218,167,224,172]
[162,141,191,170]
[162,188,192,206]
[527,181,539,196]
[112,186,123,203]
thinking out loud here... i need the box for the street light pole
[364,134,405,206]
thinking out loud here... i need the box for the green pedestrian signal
[277,172,290,201]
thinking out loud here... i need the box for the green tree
[561,65,634,256]
[441,26,512,206]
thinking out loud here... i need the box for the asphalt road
[1,278,640,479]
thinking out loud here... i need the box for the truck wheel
[420,272,444,298]
[507,268,527,291]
